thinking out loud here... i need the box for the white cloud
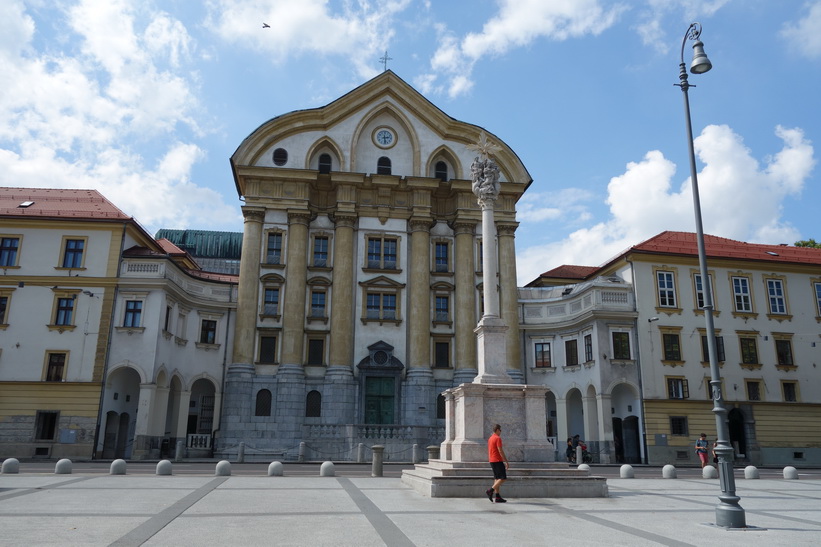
[781,1,821,58]
[0,1,239,233]
[517,188,594,223]
[634,0,730,54]
[516,124,816,284]
[426,0,626,98]
[206,0,412,80]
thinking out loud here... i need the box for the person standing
[486,424,509,503]
[695,433,709,468]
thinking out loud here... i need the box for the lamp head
[690,40,712,74]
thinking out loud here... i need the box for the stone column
[328,214,356,370]
[497,223,522,382]
[597,393,613,464]
[131,382,157,459]
[453,221,478,385]
[231,208,265,366]
[582,392,596,443]
[280,211,311,367]
[555,397,569,454]
[174,390,192,444]
[405,218,434,426]
[151,386,170,437]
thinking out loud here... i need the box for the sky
[1,0,819,285]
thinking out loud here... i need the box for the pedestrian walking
[486,424,509,503]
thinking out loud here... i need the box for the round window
[273,148,288,166]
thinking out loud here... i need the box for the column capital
[496,223,519,236]
[451,220,477,235]
[409,217,434,233]
[331,213,357,229]
[242,208,266,223]
[288,211,313,226]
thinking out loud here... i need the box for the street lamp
[676,22,746,528]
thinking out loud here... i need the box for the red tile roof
[631,231,821,265]
[0,187,131,220]
[538,265,599,280]
[155,238,187,256]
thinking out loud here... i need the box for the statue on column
[468,131,502,203]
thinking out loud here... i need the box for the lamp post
[676,22,746,528]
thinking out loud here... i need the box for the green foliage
[794,239,821,248]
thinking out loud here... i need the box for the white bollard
[744,465,760,479]
[54,458,72,474]
[110,459,127,475]
[783,466,799,480]
[320,461,335,477]
[662,464,677,479]
[237,442,245,463]
[577,463,590,472]
[1,458,20,474]
[156,459,173,475]
[268,461,283,476]
[619,464,634,478]
[702,465,718,479]
[215,460,232,476]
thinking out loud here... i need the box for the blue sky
[2,1,819,284]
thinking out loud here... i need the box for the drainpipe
[92,222,127,459]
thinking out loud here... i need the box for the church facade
[215,71,531,460]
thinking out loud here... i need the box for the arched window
[306,390,322,417]
[436,394,446,420]
[318,153,332,174]
[255,389,272,417]
[273,148,288,166]
[435,161,448,181]
[377,156,392,175]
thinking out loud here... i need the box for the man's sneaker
[495,495,507,503]
[486,488,494,502]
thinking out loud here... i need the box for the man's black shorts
[490,461,507,480]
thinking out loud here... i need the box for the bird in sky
[262,23,270,28]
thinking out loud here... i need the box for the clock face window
[373,128,396,148]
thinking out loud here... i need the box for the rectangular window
[584,334,593,362]
[313,236,329,267]
[667,378,689,399]
[766,279,786,314]
[815,282,821,317]
[612,332,630,360]
[307,339,324,365]
[782,381,797,402]
[46,353,66,382]
[565,339,579,366]
[199,320,217,344]
[732,277,752,312]
[367,237,398,270]
[740,337,758,365]
[434,341,450,368]
[34,411,59,440]
[310,291,326,318]
[746,380,761,401]
[62,239,85,268]
[670,416,689,436]
[259,336,277,363]
[123,300,142,327]
[700,335,725,362]
[775,339,793,366]
[434,242,449,272]
[164,306,172,331]
[662,333,682,361]
[0,295,8,323]
[54,297,74,326]
[266,233,282,264]
[693,273,714,310]
[535,342,551,368]
[0,237,20,267]
[435,296,449,322]
[263,288,279,316]
[656,271,677,308]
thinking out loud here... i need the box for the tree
[794,239,821,248]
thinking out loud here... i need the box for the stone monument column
[406,217,434,425]
[497,223,522,382]
[453,220,478,385]
[231,208,265,366]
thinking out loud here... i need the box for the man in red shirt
[486,424,509,503]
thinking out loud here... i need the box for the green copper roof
[155,229,243,259]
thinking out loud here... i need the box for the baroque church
[215,70,530,460]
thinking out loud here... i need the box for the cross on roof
[379,51,393,72]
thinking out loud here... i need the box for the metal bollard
[298,442,306,463]
[412,444,420,464]
[371,445,385,477]
[237,442,245,463]
[357,443,365,463]
[174,440,184,462]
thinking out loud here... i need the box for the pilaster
[453,221,478,380]
[329,214,357,368]
[280,211,311,366]
[408,218,432,369]
[232,208,265,365]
